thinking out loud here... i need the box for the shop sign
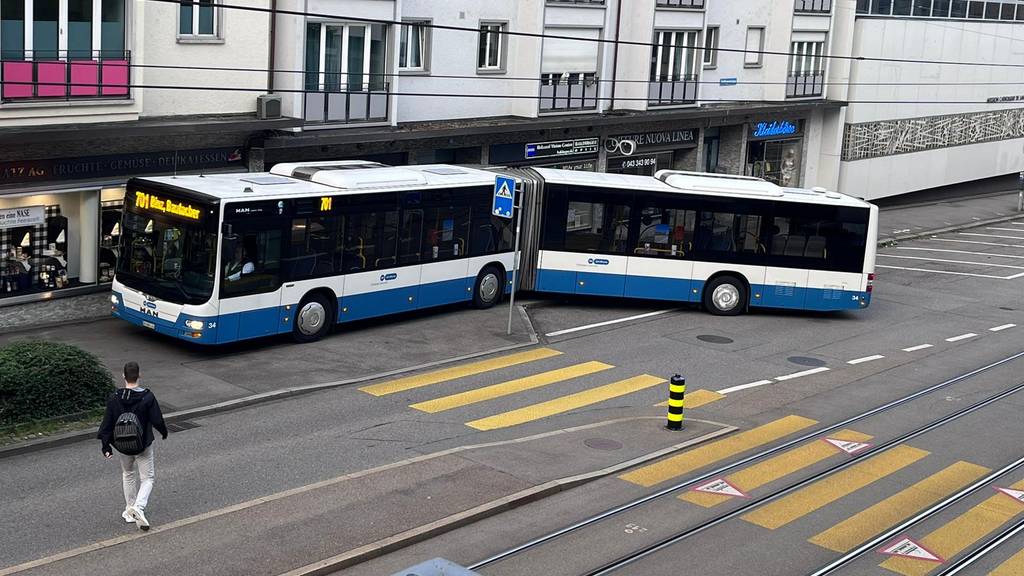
[751,120,800,139]
[524,138,600,160]
[540,159,597,171]
[0,147,243,187]
[606,129,697,154]
[987,94,1024,103]
[0,205,44,229]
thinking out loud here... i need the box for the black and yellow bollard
[666,374,685,430]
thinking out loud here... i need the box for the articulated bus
[111,162,877,345]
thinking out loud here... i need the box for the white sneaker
[130,506,150,531]
[122,508,135,523]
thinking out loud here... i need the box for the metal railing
[539,73,598,113]
[795,0,832,13]
[648,76,699,106]
[0,50,131,103]
[786,72,824,98]
[303,82,390,125]
[656,0,706,8]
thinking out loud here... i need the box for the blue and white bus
[111,162,876,344]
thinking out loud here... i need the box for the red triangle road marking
[823,437,873,455]
[691,477,749,498]
[995,486,1024,504]
[878,537,944,563]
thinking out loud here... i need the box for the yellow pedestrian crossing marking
[618,415,818,488]
[465,374,666,431]
[654,389,725,409]
[989,547,1024,575]
[811,461,990,552]
[359,348,562,396]
[743,444,929,529]
[880,478,1024,576]
[410,361,614,413]
[680,429,873,508]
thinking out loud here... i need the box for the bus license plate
[142,321,155,330]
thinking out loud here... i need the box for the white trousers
[118,445,155,511]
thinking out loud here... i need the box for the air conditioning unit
[257,94,282,120]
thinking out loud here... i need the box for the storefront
[604,128,699,176]
[745,119,804,187]
[0,148,244,304]
[488,138,599,171]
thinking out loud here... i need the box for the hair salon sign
[0,205,44,229]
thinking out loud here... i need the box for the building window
[305,23,388,91]
[399,20,429,72]
[789,41,823,76]
[744,27,764,67]
[651,30,699,81]
[540,27,600,111]
[478,22,505,71]
[179,0,218,38]
[703,26,718,68]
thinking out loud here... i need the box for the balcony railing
[795,0,832,13]
[303,82,389,125]
[656,0,706,8]
[648,76,698,107]
[1,51,130,103]
[787,72,824,98]
[539,73,598,113]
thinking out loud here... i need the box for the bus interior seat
[805,236,827,259]
[772,234,788,254]
[784,235,807,256]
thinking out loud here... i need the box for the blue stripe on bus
[418,277,472,308]
[623,275,692,302]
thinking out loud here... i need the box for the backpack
[112,393,145,455]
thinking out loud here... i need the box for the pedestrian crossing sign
[493,176,516,219]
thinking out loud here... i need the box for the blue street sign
[493,176,515,219]
[719,77,738,86]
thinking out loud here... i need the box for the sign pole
[507,195,523,336]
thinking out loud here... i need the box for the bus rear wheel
[703,275,747,316]
[292,293,334,343]
[472,266,503,309]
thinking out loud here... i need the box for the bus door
[625,204,696,302]
[339,206,421,321]
[413,203,471,308]
[692,207,768,305]
[279,214,346,329]
[761,207,825,309]
[565,196,631,297]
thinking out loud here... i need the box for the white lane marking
[1013,221,1024,225]
[930,238,1024,249]
[877,254,1024,269]
[987,227,1024,232]
[848,354,885,365]
[875,265,1017,280]
[902,344,934,352]
[946,333,978,342]
[544,309,676,337]
[960,232,1024,241]
[717,380,774,394]
[775,366,831,381]
[896,247,1024,260]
[990,324,1017,332]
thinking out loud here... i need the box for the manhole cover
[788,356,827,367]
[584,438,623,451]
[697,334,734,344]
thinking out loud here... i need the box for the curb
[0,305,539,460]
[877,211,1022,247]
[276,420,738,576]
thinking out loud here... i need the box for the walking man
[97,361,168,531]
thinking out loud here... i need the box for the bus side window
[423,205,470,260]
[221,227,282,297]
[636,206,694,258]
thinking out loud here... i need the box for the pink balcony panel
[2,61,33,98]
[70,61,99,96]
[37,62,66,97]
[101,60,129,96]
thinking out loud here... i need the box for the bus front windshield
[116,194,216,305]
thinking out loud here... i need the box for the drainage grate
[166,421,200,434]
[697,334,734,344]
[584,438,623,451]
[787,356,827,367]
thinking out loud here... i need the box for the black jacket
[97,388,168,455]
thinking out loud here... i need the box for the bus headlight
[110,294,119,305]
[185,319,204,330]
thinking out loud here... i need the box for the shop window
[748,140,802,187]
[284,216,343,281]
[1,204,71,296]
[697,211,764,255]
[565,200,631,254]
[221,226,282,297]
[343,209,399,272]
[100,198,123,283]
[635,205,695,258]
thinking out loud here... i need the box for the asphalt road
[4,218,1024,576]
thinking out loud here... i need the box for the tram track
[933,516,1024,576]
[467,349,1024,574]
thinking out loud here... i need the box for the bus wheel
[703,275,747,316]
[293,293,333,343]
[472,266,503,309]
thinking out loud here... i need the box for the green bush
[0,340,114,426]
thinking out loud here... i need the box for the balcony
[786,72,824,98]
[794,0,832,13]
[656,0,706,8]
[648,76,698,107]
[539,73,598,113]
[1,51,130,103]
[303,83,389,125]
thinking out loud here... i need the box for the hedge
[0,340,114,426]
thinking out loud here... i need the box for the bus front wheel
[472,266,503,309]
[703,275,747,316]
[292,293,334,343]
